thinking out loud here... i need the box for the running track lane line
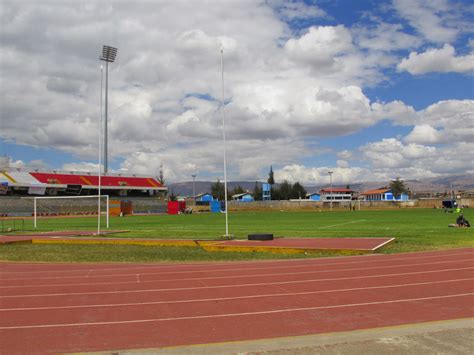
[2,249,472,277]
[2,278,471,311]
[1,293,472,330]
[318,219,367,229]
[2,267,472,298]
[1,256,471,285]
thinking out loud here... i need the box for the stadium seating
[1,170,43,186]
[30,172,163,189]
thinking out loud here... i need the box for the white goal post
[33,195,109,232]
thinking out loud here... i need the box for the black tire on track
[248,234,274,241]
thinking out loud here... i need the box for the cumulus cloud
[393,0,464,43]
[398,44,474,74]
[355,22,422,52]
[274,164,377,185]
[285,25,353,71]
[361,138,474,177]
[269,0,326,20]
[1,1,473,183]
[404,124,442,144]
[361,138,437,169]
[61,162,101,173]
[419,100,474,143]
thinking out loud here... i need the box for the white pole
[106,195,109,228]
[220,48,229,237]
[192,174,196,207]
[34,197,37,228]
[98,65,103,235]
[328,170,333,211]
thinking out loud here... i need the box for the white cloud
[1,1,472,183]
[404,124,442,144]
[361,138,474,177]
[393,0,463,43]
[269,0,326,20]
[275,164,377,185]
[337,150,353,160]
[417,100,474,143]
[355,22,422,51]
[285,25,353,72]
[61,162,100,173]
[398,44,474,74]
[371,100,417,125]
[361,138,436,169]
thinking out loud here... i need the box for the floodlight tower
[328,170,334,211]
[99,45,118,173]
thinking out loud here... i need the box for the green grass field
[1,208,473,262]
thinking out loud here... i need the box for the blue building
[195,193,214,203]
[262,183,271,201]
[232,192,254,202]
[306,192,321,201]
[360,188,409,201]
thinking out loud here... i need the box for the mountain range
[168,174,474,197]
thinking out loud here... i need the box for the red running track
[1,248,473,353]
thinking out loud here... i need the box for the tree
[279,180,293,200]
[253,181,262,201]
[292,182,307,199]
[271,186,281,200]
[267,166,275,185]
[390,177,408,199]
[232,185,245,195]
[211,179,228,201]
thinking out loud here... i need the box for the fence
[0,196,167,217]
[2,196,472,216]
[226,198,472,211]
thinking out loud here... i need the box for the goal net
[33,195,109,232]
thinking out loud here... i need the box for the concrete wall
[227,198,473,211]
[2,196,471,216]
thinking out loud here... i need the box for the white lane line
[1,278,472,312]
[1,293,472,330]
[1,257,472,287]
[2,249,472,278]
[1,267,472,299]
[371,238,396,251]
[318,220,367,229]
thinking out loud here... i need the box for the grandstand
[0,169,166,197]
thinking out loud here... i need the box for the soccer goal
[33,195,109,232]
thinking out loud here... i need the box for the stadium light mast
[328,170,334,211]
[99,45,118,173]
[220,48,230,238]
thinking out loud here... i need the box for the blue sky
[1,0,473,184]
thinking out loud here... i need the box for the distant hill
[168,174,474,197]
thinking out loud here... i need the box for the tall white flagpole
[98,65,103,235]
[220,48,229,237]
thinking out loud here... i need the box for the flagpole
[220,48,229,238]
[98,65,103,235]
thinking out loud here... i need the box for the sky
[0,0,473,185]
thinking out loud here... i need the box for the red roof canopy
[30,172,164,189]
